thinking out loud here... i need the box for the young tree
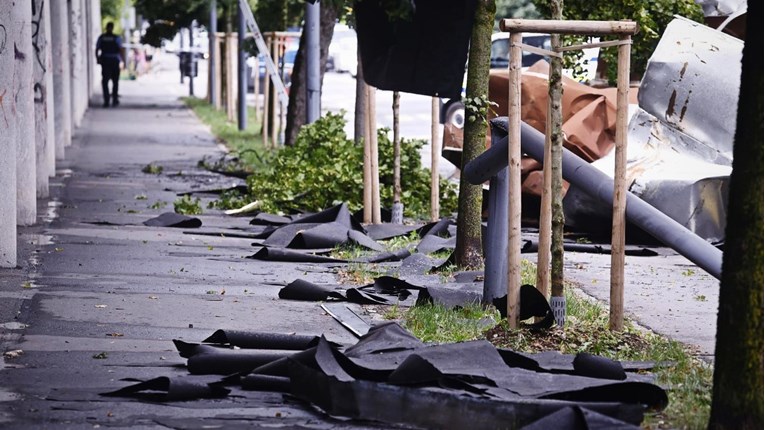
[454,0,496,269]
[708,6,763,428]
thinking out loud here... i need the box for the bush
[246,112,457,218]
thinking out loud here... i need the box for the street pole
[209,0,217,106]
[305,0,320,123]
[189,23,195,96]
[180,28,185,84]
[237,3,247,130]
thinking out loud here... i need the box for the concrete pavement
[0,54,374,429]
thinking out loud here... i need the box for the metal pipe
[465,119,723,280]
[209,0,217,107]
[482,124,509,304]
[305,1,320,123]
[237,5,246,130]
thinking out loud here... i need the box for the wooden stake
[430,97,440,222]
[270,36,279,146]
[506,32,523,328]
[253,55,260,122]
[226,33,237,122]
[609,35,631,331]
[369,86,381,224]
[500,19,637,35]
[213,35,223,110]
[362,83,372,224]
[262,36,271,148]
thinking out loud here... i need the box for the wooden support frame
[500,19,636,329]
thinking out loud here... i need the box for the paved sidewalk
[0,55,371,429]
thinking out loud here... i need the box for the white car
[328,24,358,76]
[490,32,599,82]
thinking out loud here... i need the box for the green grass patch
[183,97,268,168]
[398,259,711,429]
[174,195,203,215]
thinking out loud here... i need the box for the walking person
[95,22,123,107]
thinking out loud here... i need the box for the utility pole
[305,0,320,123]
[209,0,217,106]
[237,3,247,130]
[189,23,195,96]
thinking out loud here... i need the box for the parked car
[247,47,297,93]
[328,24,358,75]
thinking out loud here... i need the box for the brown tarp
[444,60,639,196]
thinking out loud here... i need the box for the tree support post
[430,97,440,222]
[506,31,523,328]
[499,18,637,328]
[609,34,632,331]
[237,7,246,130]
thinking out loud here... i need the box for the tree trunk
[284,2,338,146]
[455,0,495,269]
[708,6,763,428]
[549,0,565,326]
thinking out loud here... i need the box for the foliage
[101,0,124,19]
[532,0,704,83]
[495,0,541,28]
[142,163,163,174]
[184,97,267,169]
[254,0,304,33]
[174,195,203,215]
[246,112,458,219]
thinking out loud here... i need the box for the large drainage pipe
[464,118,722,281]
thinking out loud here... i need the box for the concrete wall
[1,0,99,267]
[89,0,102,96]
[33,0,56,198]
[52,0,72,158]
[15,0,37,226]
[0,3,18,267]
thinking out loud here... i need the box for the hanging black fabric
[355,0,478,99]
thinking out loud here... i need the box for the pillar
[14,0,37,226]
[69,0,87,127]
[33,0,56,198]
[52,0,72,156]
[0,3,18,267]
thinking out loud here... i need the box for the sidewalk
[0,53,719,427]
[0,54,370,428]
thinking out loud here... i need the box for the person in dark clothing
[96,22,123,107]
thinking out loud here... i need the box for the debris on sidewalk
[143,212,202,228]
[103,323,666,429]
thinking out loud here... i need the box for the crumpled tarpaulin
[277,275,554,329]
[143,212,202,228]
[443,60,638,197]
[105,323,665,428]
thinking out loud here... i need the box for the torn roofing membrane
[100,322,666,428]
